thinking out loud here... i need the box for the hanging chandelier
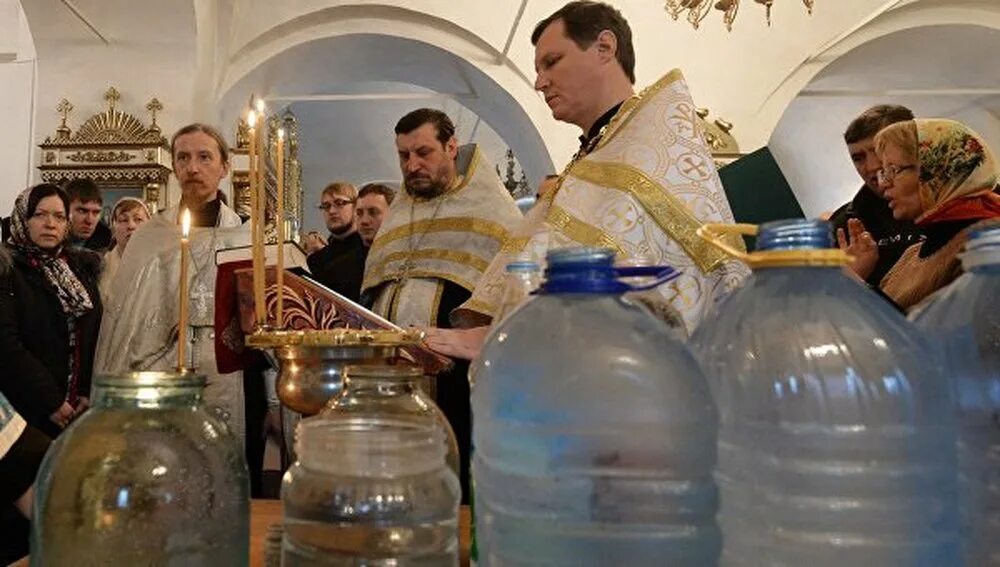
[664,0,815,31]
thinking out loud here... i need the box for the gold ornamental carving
[64,150,136,163]
[38,87,173,211]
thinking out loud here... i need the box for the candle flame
[255,98,265,114]
[181,208,191,238]
[247,110,257,128]
[277,128,285,140]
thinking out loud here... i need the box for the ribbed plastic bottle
[471,247,720,565]
[691,218,960,566]
[912,223,1000,566]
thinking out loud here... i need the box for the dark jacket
[71,220,113,253]
[829,185,924,285]
[306,231,368,302]
[0,245,103,438]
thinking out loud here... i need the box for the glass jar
[31,371,250,566]
[281,417,460,565]
[322,364,461,477]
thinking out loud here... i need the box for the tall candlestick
[256,105,267,325]
[247,110,266,326]
[276,128,285,328]
[178,208,191,371]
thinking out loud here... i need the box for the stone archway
[767,15,1000,216]
[214,28,557,232]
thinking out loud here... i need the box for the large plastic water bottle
[471,247,720,565]
[912,223,1000,566]
[691,218,959,566]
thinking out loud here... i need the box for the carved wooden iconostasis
[38,87,171,217]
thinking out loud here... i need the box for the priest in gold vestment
[427,2,749,358]
[361,108,522,500]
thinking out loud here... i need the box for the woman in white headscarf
[98,197,151,303]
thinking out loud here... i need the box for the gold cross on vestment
[680,155,708,178]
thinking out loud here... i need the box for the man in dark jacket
[829,105,923,285]
[305,181,367,302]
[64,178,112,252]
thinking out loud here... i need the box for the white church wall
[770,21,1000,217]
[8,1,1000,220]
[0,0,35,214]
[210,0,933,219]
[19,0,200,210]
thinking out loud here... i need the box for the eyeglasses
[317,198,355,211]
[877,164,916,185]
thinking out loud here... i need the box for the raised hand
[837,218,879,282]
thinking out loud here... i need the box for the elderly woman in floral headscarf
[0,184,102,439]
[841,119,1000,311]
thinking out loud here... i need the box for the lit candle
[178,208,191,371]
[276,128,285,328]
[247,109,266,326]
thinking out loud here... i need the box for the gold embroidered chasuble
[457,69,749,333]
[362,144,523,327]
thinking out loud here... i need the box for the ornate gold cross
[104,86,121,110]
[146,98,163,131]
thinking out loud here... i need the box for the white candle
[178,208,191,371]
[276,128,285,328]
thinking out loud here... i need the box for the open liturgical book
[215,241,310,270]
[214,241,452,375]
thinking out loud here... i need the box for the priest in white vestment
[95,124,251,441]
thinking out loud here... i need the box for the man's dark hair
[63,178,102,205]
[394,108,456,147]
[531,1,635,84]
[29,183,71,217]
[844,104,915,144]
[358,183,396,206]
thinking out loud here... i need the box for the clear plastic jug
[692,218,959,566]
[471,247,719,565]
[912,223,1000,566]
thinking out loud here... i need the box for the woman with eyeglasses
[0,184,103,438]
[840,119,1000,311]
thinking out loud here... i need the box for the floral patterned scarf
[915,119,1000,225]
[8,187,94,318]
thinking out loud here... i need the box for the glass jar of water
[281,417,460,565]
[31,372,250,565]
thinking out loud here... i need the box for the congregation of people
[1,1,999,563]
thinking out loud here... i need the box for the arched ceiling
[7,0,1000,218]
[216,33,553,232]
[771,23,1000,216]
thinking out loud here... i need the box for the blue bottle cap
[756,219,834,251]
[541,247,679,294]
